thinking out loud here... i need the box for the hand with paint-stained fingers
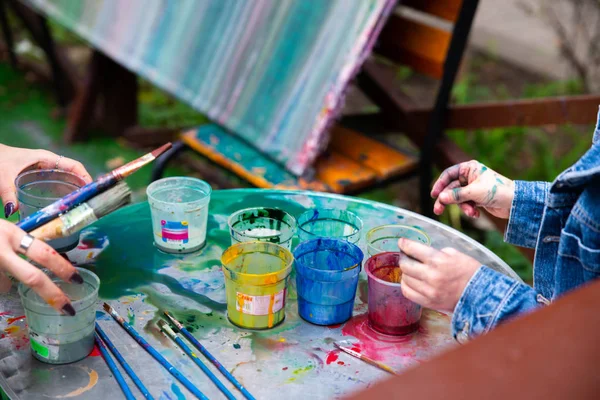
[0,219,81,316]
[398,238,482,313]
[0,144,93,218]
[431,160,515,219]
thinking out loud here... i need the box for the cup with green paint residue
[228,207,297,249]
[19,268,99,364]
[366,224,431,256]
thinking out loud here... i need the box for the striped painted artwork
[24,0,395,176]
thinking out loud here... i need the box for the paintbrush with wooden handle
[30,182,132,241]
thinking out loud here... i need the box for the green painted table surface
[0,189,520,400]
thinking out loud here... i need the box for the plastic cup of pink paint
[365,252,421,335]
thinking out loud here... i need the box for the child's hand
[431,161,514,219]
[398,238,481,313]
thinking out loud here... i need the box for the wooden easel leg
[0,0,17,68]
[100,53,138,137]
[64,50,104,143]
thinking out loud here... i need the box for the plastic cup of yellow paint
[297,209,363,244]
[366,224,431,256]
[18,268,99,364]
[221,242,293,330]
[228,207,297,249]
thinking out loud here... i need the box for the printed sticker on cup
[161,220,189,244]
[236,290,285,315]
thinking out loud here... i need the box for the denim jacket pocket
[557,229,600,279]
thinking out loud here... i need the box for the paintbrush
[103,303,209,400]
[94,332,136,400]
[96,323,154,400]
[158,320,236,400]
[164,311,256,400]
[30,182,132,241]
[334,342,398,376]
[18,143,171,232]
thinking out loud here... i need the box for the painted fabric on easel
[24,0,396,176]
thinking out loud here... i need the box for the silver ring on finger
[55,155,64,170]
[18,234,35,255]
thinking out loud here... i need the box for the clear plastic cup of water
[147,177,212,253]
[16,170,86,252]
[19,268,99,364]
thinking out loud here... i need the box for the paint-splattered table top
[0,189,521,400]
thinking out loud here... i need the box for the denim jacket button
[455,322,470,344]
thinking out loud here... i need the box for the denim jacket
[452,110,600,342]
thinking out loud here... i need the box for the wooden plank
[181,125,330,192]
[401,0,463,22]
[313,151,378,193]
[408,95,600,130]
[329,125,417,179]
[376,15,451,78]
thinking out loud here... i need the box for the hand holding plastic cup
[19,268,99,364]
[16,169,87,252]
[147,177,212,253]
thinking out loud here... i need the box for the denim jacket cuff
[451,266,521,342]
[504,181,550,248]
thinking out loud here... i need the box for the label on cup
[30,333,59,360]
[160,220,189,243]
[236,289,285,316]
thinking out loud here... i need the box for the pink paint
[7,316,26,325]
[326,351,339,365]
[0,312,10,317]
[282,367,288,371]
[89,345,101,357]
[337,361,345,366]
[340,310,455,370]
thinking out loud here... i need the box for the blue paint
[96,311,111,321]
[171,383,186,400]
[293,238,363,325]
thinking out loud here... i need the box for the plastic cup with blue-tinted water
[294,238,364,325]
[16,170,86,252]
[297,209,363,244]
[366,224,431,256]
[147,177,212,253]
[228,207,296,249]
[18,268,99,364]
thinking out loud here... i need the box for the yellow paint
[55,367,99,398]
[278,338,286,343]
[222,243,293,330]
[267,293,275,328]
[4,326,19,335]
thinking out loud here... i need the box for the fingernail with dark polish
[70,273,84,284]
[4,202,14,218]
[62,303,76,316]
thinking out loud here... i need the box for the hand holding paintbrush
[17,143,171,232]
[30,182,132,241]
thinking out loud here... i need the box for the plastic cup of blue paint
[297,209,363,244]
[293,238,364,325]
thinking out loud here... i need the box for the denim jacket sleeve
[504,180,550,249]
[451,266,541,340]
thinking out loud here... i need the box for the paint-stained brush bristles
[30,182,132,241]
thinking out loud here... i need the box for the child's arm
[398,239,543,342]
